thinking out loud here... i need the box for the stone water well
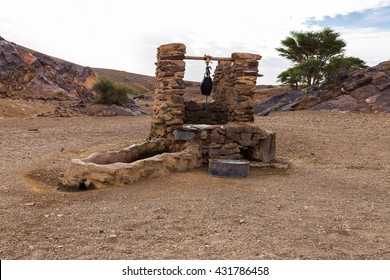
[61,43,276,189]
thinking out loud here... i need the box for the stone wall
[184,100,227,125]
[171,123,276,163]
[212,61,235,122]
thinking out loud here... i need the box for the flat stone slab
[209,159,249,178]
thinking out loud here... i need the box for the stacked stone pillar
[212,60,233,123]
[150,43,186,139]
[231,53,262,122]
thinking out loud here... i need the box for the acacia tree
[276,27,366,89]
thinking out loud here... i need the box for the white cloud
[341,27,390,65]
[1,0,389,84]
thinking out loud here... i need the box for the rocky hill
[93,68,156,94]
[255,61,390,115]
[0,36,97,101]
[0,36,151,117]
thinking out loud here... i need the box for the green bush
[93,76,138,106]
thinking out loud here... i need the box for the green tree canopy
[276,27,366,89]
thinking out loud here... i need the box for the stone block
[209,147,240,158]
[158,71,176,77]
[223,142,238,149]
[226,130,239,142]
[163,89,185,96]
[186,100,202,111]
[173,130,195,141]
[166,118,183,125]
[169,95,184,104]
[252,133,261,142]
[200,130,209,139]
[247,132,276,162]
[157,60,186,68]
[216,126,226,135]
[158,42,186,52]
[201,143,222,149]
[238,134,254,146]
[209,159,249,178]
[160,65,185,72]
[232,53,262,60]
[210,130,225,144]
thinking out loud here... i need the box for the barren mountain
[0,36,150,117]
[0,36,97,101]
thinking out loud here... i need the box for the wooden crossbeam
[184,55,233,61]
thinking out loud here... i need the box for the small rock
[44,214,49,218]
[57,214,63,217]
[239,219,245,224]
[109,234,117,238]
[25,202,35,206]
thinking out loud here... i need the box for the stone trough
[61,138,202,189]
[60,43,278,190]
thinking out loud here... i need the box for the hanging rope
[201,55,213,124]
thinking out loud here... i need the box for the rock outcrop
[255,61,390,115]
[0,36,97,101]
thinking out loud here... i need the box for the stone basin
[61,138,202,190]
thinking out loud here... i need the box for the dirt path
[0,111,389,259]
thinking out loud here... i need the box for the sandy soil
[0,111,389,260]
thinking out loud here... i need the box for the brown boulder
[350,84,379,100]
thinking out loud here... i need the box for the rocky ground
[1,111,389,259]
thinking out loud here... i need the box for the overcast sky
[1,0,390,84]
